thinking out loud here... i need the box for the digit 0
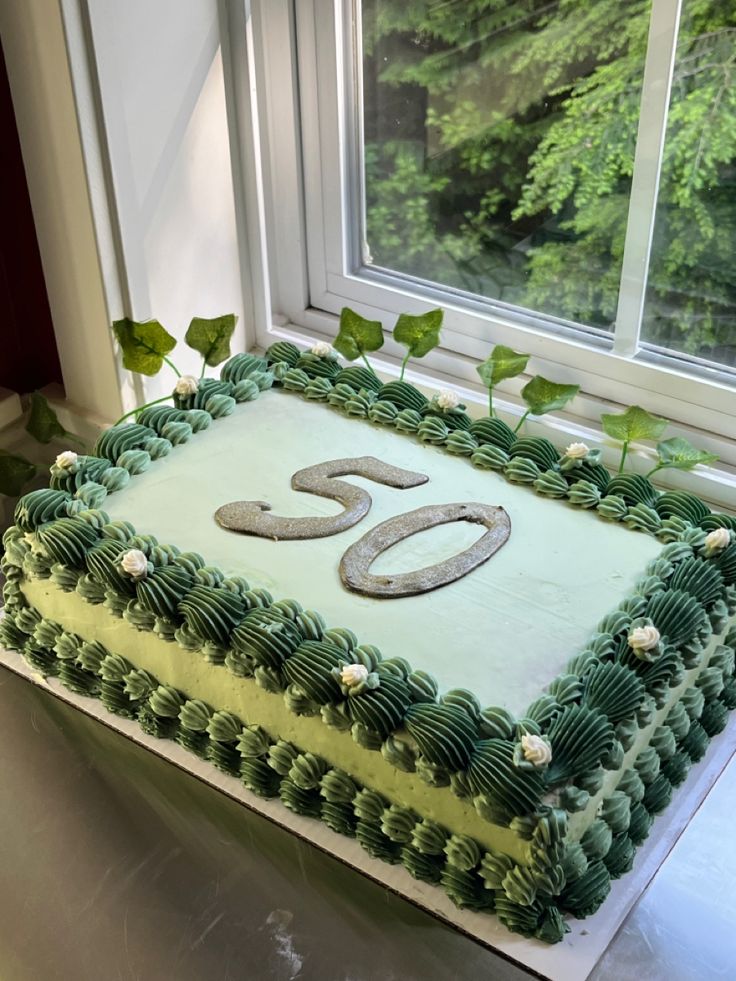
[340,502,510,598]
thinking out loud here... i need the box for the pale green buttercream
[100,393,661,714]
[22,578,528,861]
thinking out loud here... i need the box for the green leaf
[25,392,65,444]
[334,307,384,361]
[655,436,718,471]
[601,405,668,444]
[185,314,237,367]
[393,308,444,358]
[0,450,36,496]
[112,317,177,376]
[476,345,530,388]
[521,375,579,416]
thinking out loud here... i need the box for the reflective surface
[0,668,734,981]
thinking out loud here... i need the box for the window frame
[253,0,736,464]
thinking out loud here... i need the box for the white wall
[2,0,254,421]
[84,0,250,406]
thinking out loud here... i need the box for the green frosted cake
[2,343,735,944]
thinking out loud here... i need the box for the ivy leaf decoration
[477,346,530,388]
[601,405,669,474]
[520,375,579,417]
[0,450,36,497]
[650,436,718,475]
[601,405,668,444]
[113,317,177,376]
[477,345,529,416]
[185,314,237,367]
[334,307,384,363]
[25,392,65,444]
[394,309,443,360]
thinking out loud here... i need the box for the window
[360,0,646,339]
[357,0,736,382]
[641,0,736,370]
[253,1,735,474]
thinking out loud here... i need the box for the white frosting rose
[705,528,730,552]
[340,663,369,687]
[564,442,589,459]
[54,450,79,471]
[520,734,552,767]
[628,624,660,651]
[436,389,460,410]
[120,548,149,579]
[311,341,335,359]
[174,375,199,396]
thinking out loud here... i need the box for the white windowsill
[6,348,730,521]
[264,320,736,514]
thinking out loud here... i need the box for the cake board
[2,642,734,981]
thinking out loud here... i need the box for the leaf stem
[644,463,663,479]
[488,385,494,418]
[199,357,207,380]
[618,440,629,474]
[513,409,530,434]
[113,394,172,428]
[163,355,181,378]
[399,350,411,382]
[360,352,378,378]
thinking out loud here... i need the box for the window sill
[262,320,736,514]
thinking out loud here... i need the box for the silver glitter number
[339,502,511,598]
[215,456,429,540]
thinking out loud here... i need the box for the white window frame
[245,0,736,502]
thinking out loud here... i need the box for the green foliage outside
[362,0,736,367]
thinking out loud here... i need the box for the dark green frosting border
[2,345,735,944]
[2,610,733,944]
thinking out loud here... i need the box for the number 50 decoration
[215,457,510,599]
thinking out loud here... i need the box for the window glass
[361,1,651,335]
[641,3,736,370]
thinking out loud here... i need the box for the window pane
[361,1,650,335]
[642,4,736,370]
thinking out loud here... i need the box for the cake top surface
[103,391,661,713]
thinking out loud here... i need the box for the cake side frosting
[2,577,734,941]
[17,576,532,862]
[17,574,734,855]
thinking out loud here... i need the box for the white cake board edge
[2,644,734,981]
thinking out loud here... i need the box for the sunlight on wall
[87,0,245,400]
